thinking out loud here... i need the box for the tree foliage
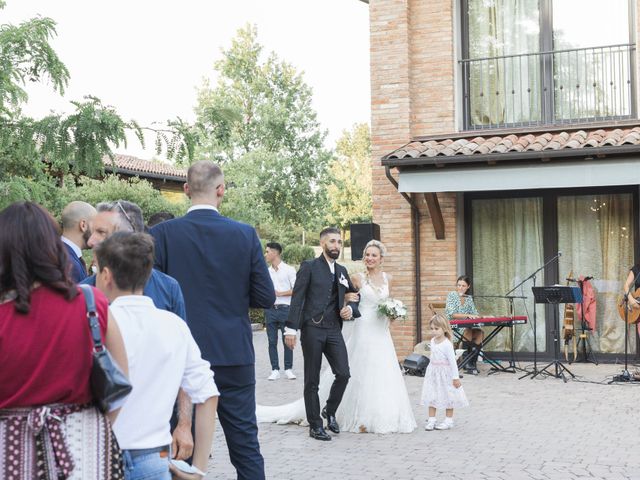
[195,25,331,230]
[325,123,372,230]
[0,3,194,184]
[63,175,188,221]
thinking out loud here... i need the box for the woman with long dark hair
[445,275,483,375]
[0,201,128,479]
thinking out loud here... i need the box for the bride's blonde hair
[362,239,386,258]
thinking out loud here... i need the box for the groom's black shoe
[309,426,332,441]
[322,407,340,434]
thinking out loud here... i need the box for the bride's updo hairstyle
[362,239,386,259]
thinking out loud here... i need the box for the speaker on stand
[350,223,381,261]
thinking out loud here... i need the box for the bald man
[61,201,96,283]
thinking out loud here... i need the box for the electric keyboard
[450,316,528,328]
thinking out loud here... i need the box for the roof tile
[105,154,187,180]
[386,125,640,161]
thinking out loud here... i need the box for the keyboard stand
[453,323,519,374]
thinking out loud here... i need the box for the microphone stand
[510,252,563,380]
[611,268,640,383]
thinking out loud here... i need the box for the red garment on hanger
[575,275,596,331]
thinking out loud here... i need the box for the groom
[284,227,360,441]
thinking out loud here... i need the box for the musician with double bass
[445,275,483,375]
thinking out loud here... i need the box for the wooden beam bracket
[423,192,445,239]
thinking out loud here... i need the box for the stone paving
[206,323,640,480]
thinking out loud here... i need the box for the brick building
[367,0,640,363]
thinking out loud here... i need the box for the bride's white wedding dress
[257,272,416,434]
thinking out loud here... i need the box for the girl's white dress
[257,272,417,434]
[420,338,469,409]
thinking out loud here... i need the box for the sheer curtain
[557,194,634,354]
[467,0,540,125]
[552,0,632,120]
[471,197,545,352]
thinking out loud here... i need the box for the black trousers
[301,324,350,429]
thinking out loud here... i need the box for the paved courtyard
[206,323,640,480]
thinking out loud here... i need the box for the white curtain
[471,197,545,352]
[557,194,635,354]
[467,0,540,126]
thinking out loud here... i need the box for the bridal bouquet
[378,298,407,321]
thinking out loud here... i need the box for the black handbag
[79,284,132,412]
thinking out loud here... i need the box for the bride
[257,240,416,434]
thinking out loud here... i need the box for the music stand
[530,286,582,381]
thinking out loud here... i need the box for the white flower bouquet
[378,297,407,321]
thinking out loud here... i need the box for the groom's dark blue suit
[151,207,274,480]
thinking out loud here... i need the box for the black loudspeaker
[402,353,429,377]
[350,223,381,261]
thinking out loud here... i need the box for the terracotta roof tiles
[385,126,640,163]
[104,154,187,181]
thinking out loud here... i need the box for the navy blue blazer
[64,242,88,284]
[150,209,275,366]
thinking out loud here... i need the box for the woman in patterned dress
[445,275,482,375]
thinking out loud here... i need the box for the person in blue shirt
[81,200,192,460]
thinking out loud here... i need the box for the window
[461,0,635,129]
[466,188,637,357]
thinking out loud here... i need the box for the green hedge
[282,244,315,265]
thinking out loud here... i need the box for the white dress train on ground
[257,272,416,434]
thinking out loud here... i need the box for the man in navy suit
[60,201,96,283]
[151,161,275,480]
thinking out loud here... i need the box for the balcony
[460,43,636,130]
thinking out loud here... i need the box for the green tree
[0,2,194,185]
[195,25,331,231]
[325,123,372,236]
[61,175,188,221]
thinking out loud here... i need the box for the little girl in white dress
[420,314,469,430]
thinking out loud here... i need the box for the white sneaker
[424,419,436,431]
[267,370,280,381]
[435,420,454,430]
[284,369,297,380]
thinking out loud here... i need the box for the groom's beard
[324,247,340,260]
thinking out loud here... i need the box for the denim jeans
[122,448,171,480]
[265,306,292,370]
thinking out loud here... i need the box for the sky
[3,0,371,159]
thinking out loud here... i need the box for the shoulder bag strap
[78,284,104,352]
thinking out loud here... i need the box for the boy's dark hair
[95,232,154,292]
[320,227,340,239]
[266,242,282,254]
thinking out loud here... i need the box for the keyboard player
[445,275,483,375]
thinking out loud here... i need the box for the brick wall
[370,0,458,358]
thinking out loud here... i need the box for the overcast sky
[3,0,371,159]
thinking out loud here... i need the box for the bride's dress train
[257,273,416,434]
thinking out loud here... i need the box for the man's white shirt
[110,295,219,450]
[187,204,218,213]
[61,235,82,258]
[269,261,296,306]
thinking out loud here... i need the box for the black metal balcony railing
[460,43,636,130]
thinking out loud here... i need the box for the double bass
[562,272,577,362]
